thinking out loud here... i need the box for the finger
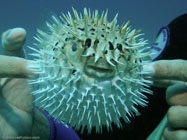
[143,60,187,82]
[164,127,187,140]
[167,106,187,128]
[1,28,26,57]
[166,84,187,106]
[152,79,187,88]
[0,55,39,78]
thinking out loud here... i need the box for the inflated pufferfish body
[29,8,152,133]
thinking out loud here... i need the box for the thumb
[1,28,26,57]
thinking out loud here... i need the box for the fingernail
[6,28,26,47]
[142,63,155,76]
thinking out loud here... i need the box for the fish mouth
[84,65,115,79]
[87,65,113,73]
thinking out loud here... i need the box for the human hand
[145,60,187,140]
[0,28,49,139]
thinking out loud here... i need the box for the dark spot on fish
[92,53,95,57]
[127,56,131,61]
[107,27,110,30]
[109,42,114,50]
[72,44,77,52]
[67,24,70,26]
[104,50,108,54]
[65,38,68,41]
[61,44,66,50]
[101,34,104,38]
[125,42,129,46]
[85,38,92,48]
[117,43,123,52]
[90,28,95,31]
[102,28,105,31]
[134,59,137,63]
[72,69,76,75]
[53,48,56,51]
[124,49,130,53]
[91,33,95,35]
[94,39,99,46]
[55,42,59,46]
[115,37,117,39]
[78,27,85,31]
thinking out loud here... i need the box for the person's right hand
[145,60,187,140]
[0,28,50,140]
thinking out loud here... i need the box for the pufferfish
[28,8,153,133]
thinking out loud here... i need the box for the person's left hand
[0,28,50,140]
[145,60,187,140]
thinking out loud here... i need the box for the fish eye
[72,44,77,51]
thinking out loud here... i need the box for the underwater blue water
[0,0,186,54]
